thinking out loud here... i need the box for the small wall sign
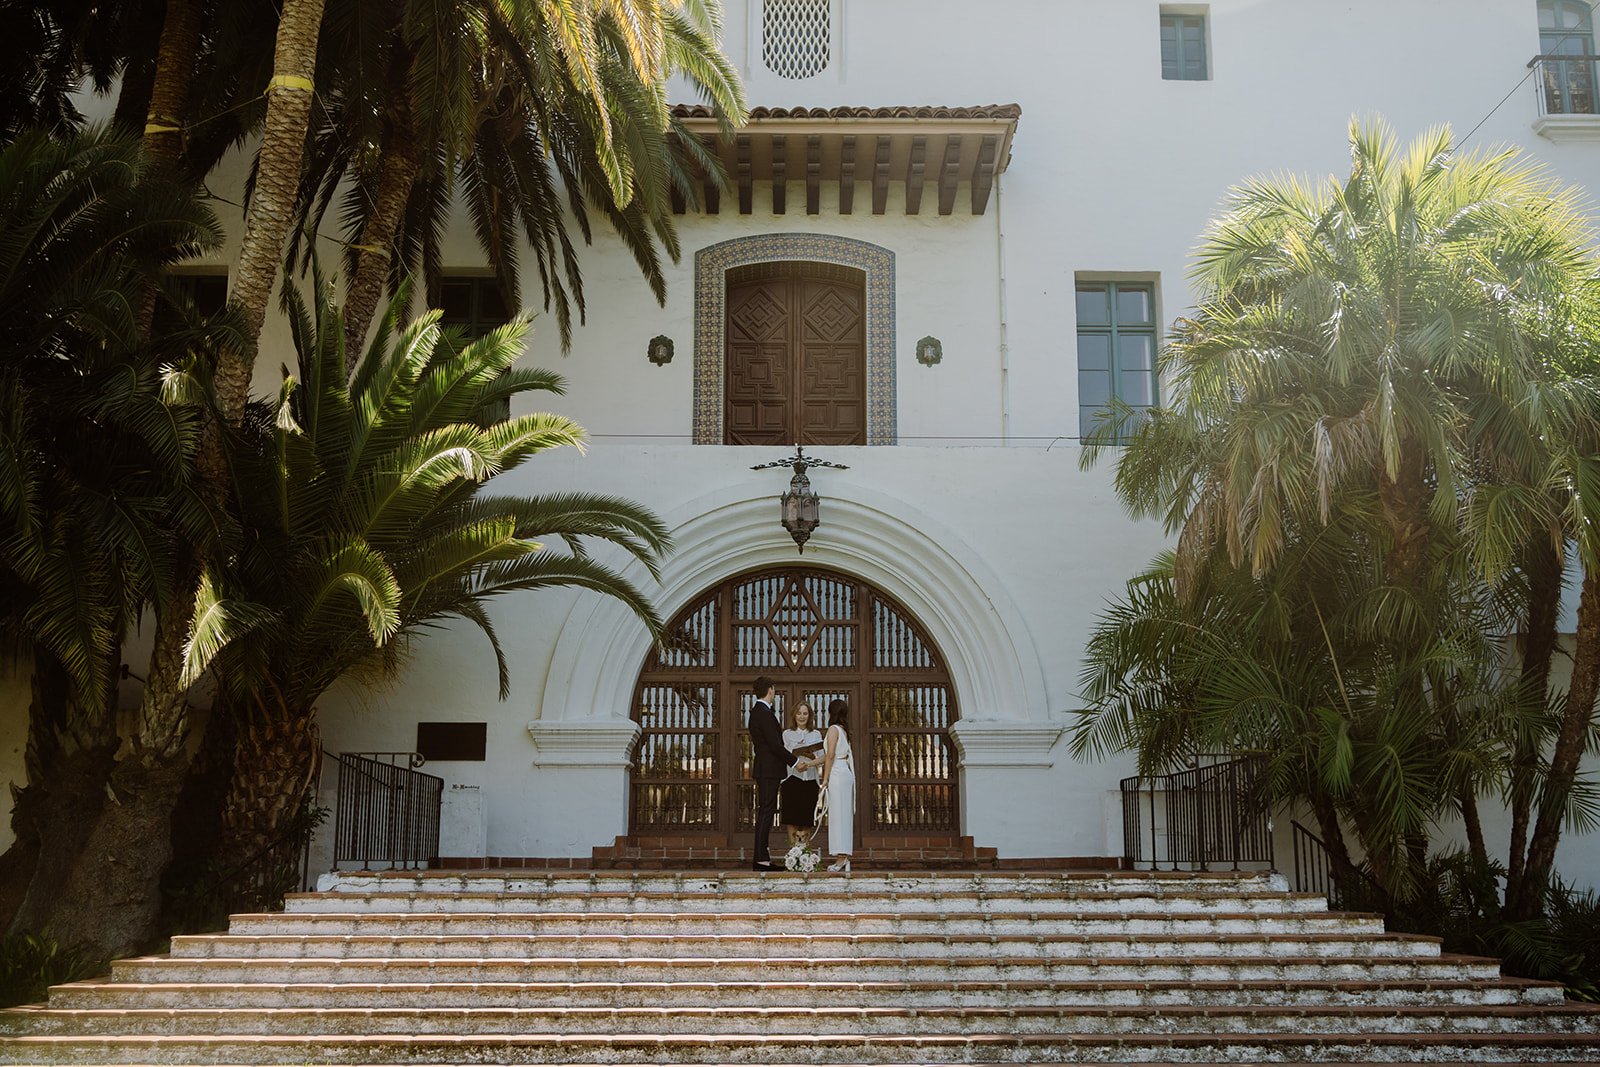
[915,336,943,366]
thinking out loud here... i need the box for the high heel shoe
[826,858,851,873]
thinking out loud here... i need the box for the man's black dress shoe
[752,861,776,871]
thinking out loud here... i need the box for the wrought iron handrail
[1290,819,1384,910]
[1119,755,1274,871]
[1527,52,1600,67]
[1529,54,1600,116]
[330,750,443,870]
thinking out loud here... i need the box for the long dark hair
[826,699,849,737]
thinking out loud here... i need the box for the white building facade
[18,1,1597,880]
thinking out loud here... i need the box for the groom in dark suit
[747,676,796,870]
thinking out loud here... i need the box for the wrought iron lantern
[750,445,849,553]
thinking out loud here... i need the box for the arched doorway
[630,567,959,844]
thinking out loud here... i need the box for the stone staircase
[2,869,1598,1063]
[578,832,1008,870]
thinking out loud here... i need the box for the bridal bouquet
[784,842,821,873]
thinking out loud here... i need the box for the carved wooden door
[725,262,866,446]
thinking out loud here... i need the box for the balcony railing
[1119,755,1274,871]
[330,751,443,869]
[1531,53,1600,117]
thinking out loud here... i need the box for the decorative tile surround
[693,233,896,445]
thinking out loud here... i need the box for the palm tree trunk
[1460,787,1488,871]
[221,0,328,422]
[341,55,420,364]
[0,652,118,936]
[34,580,203,957]
[1310,794,1366,905]
[218,688,321,871]
[26,575,200,959]
[141,0,204,172]
[1376,448,1431,591]
[1507,536,1563,912]
[1516,565,1600,919]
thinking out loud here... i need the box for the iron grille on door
[630,568,958,838]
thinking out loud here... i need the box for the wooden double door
[630,568,958,845]
[724,261,867,446]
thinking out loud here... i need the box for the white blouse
[783,728,823,781]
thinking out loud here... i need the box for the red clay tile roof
[670,104,1022,121]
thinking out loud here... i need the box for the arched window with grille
[631,567,959,844]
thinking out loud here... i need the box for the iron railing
[1290,819,1350,909]
[1120,755,1274,871]
[330,751,443,869]
[1531,53,1600,116]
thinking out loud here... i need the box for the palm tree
[292,0,743,357]
[65,0,723,953]
[1074,528,1523,900]
[1080,118,1600,901]
[0,127,245,949]
[209,269,669,870]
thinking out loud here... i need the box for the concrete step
[310,870,1287,897]
[168,930,1444,961]
[5,1030,1600,1064]
[109,952,1505,986]
[7,1003,1599,1038]
[227,909,1388,938]
[283,887,1336,915]
[45,976,1569,1011]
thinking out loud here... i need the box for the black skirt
[779,776,821,827]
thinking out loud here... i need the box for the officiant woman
[781,702,823,846]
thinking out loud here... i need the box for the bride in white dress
[819,698,855,872]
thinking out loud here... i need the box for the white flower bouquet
[784,842,821,872]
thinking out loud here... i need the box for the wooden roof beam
[737,135,753,215]
[667,133,686,214]
[771,134,787,214]
[701,134,721,214]
[971,134,999,215]
[937,135,962,215]
[805,135,822,215]
[872,136,891,215]
[839,136,856,215]
[905,136,927,215]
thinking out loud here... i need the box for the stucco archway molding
[533,484,1049,766]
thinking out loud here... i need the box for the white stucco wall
[5,1,1600,882]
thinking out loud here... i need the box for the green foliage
[294,0,746,347]
[1076,118,1600,903]
[0,125,228,704]
[0,935,105,1008]
[213,267,669,715]
[1353,854,1600,1002]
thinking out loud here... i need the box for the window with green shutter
[1160,13,1208,81]
[1076,282,1157,441]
